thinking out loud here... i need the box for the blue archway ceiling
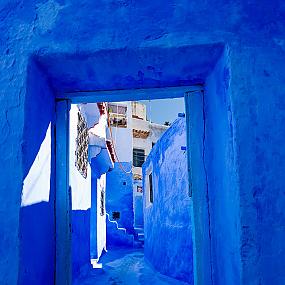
[35,44,224,92]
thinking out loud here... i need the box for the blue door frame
[184,90,212,285]
[55,100,71,285]
[55,85,207,285]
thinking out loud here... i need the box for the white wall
[96,173,107,258]
[110,127,133,163]
[108,101,167,176]
[69,104,91,211]
[132,101,146,120]
[132,117,149,132]
[107,102,133,163]
[79,103,100,129]
[133,122,168,176]
[21,123,51,207]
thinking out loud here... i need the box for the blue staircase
[106,213,134,247]
[134,227,144,248]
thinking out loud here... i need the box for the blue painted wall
[1,1,285,284]
[133,180,144,228]
[90,159,108,261]
[90,164,99,260]
[106,162,134,234]
[204,49,241,284]
[71,209,91,277]
[143,118,193,284]
[19,61,55,285]
[134,195,143,227]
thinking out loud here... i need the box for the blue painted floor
[73,248,189,285]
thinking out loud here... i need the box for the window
[100,190,105,216]
[133,148,145,167]
[137,185,143,193]
[149,173,153,203]
[112,211,120,220]
[75,111,89,179]
[108,104,127,115]
[108,103,128,128]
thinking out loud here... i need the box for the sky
[140,97,185,125]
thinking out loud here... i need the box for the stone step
[137,233,144,241]
[134,227,144,233]
[106,213,134,247]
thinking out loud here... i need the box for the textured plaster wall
[1,1,285,284]
[106,162,134,233]
[204,50,241,284]
[228,46,285,285]
[18,61,55,285]
[143,118,193,284]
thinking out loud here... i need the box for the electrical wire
[107,104,132,175]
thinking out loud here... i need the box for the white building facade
[108,101,168,228]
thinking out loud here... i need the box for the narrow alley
[69,100,192,284]
[74,248,189,285]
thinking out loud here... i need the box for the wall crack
[201,90,214,285]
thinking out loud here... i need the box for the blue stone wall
[18,61,55,285]
[106,162,134,234]
[1,1,285,284]
[143,118,193,284]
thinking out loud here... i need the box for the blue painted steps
[106,214,144,249]
[134,227,144,248]
[106,213,134,248]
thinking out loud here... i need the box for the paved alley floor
[73,248,189,285]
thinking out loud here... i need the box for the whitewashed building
[107,101,168,228]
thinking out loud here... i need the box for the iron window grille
[100,190,105,216]
[75,111,89,178]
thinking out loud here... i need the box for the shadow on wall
[72,209,91,276]
[18,59,56,285]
